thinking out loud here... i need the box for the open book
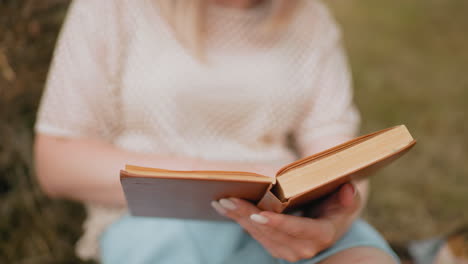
[121,125,416,220]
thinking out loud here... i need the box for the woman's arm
[34,134,281,207]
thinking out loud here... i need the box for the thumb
[339,183,360,208]
[325,183,361,221]
[315,183,361,219]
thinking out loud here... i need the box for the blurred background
[0,0,467,263]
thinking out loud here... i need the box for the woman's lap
[100,215,400,264]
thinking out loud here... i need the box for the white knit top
[35,0,360,260]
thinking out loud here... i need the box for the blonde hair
[156,0,300,59]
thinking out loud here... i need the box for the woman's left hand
[211,183,362,262]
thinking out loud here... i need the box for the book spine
[257,189,290,213]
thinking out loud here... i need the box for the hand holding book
[211,183,362,262]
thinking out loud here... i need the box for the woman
[34,0,399,263]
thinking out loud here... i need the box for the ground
[0,0,467,263]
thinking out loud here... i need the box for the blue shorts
[100,215,400,264]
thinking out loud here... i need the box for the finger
[218,198,301,243]
[255,211,334,241]
[244,223,310,262]
[219,201,328,261]
[220,197,261,220]
[338,182,359,209]
[212,198,270,241]
[211,198,261,229]
[325,183,362,222]
[213,199,324,258]
[255,211,350,256]
[315,183,362,242]
[245,222,315,262]
[212,199,307,260]
[219,199,294,243]
[213,198,259,219]
[312,183,360,219]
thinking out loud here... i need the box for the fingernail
[211,201,227,215]
[250,214,269,224]
[219,198,237,210]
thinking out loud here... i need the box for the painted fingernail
[250,214,269,224]
[219,198,237,210]
[211,201,227,215]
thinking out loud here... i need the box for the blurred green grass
[0,0,467,263]
[329,0,468,243]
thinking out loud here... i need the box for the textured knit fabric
[100,217,400,264]
[36,0,361,260]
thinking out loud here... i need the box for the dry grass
[0,1,91,263]
[0,0,467,262]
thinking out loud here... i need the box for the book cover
[121,125,416,220]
